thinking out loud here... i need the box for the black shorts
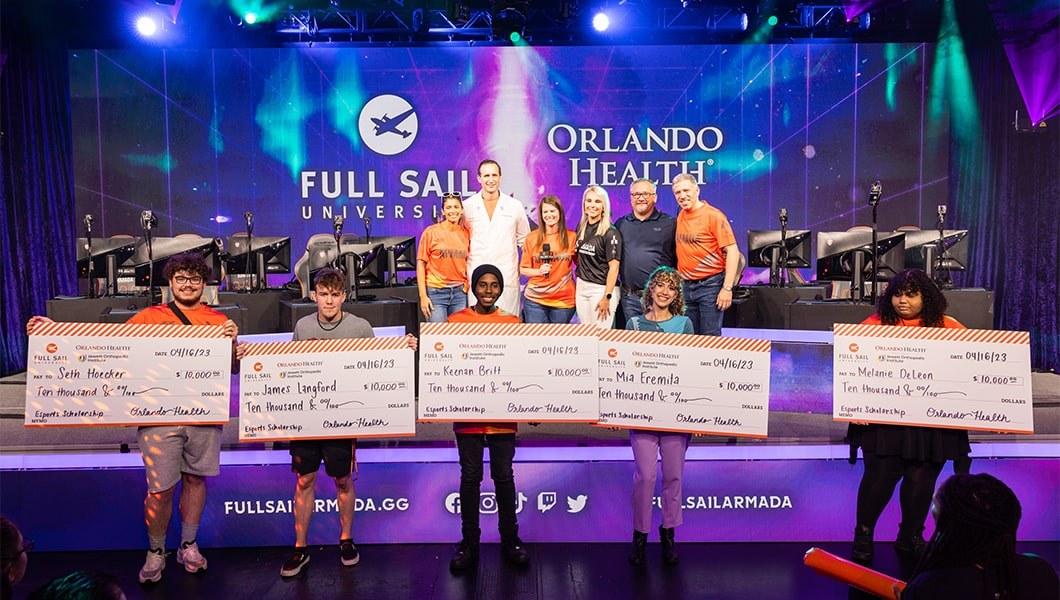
[289,439,356,478]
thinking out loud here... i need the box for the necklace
[317,313,343,331]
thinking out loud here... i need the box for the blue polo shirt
[614,208,677,291]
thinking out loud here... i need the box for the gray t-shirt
[292,312,374,341]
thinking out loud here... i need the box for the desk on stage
[788,288,995,330]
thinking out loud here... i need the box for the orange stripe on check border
[598,329,770,353]
[242,336,410,356]
[832,324,1029,345]
[420,322,598,337]
[32,322,226,338]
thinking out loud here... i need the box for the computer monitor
[900,229,968,272]
[747,230,812,268]
[77,237,138,295]
[816,230,906,286]
[128,237,224,287]
[227,235,292,274]
[342,235,416,286]
[339,235,385,288]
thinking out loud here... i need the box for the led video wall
[70,43,948,274]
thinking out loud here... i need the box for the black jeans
[456,432,518,542]
[856,454,944,534]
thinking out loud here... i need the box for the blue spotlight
[592,12,610,32]
[136,15,160,37]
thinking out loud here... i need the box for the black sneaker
[340,539,360,566]
[501,537,530,566]
[449,540,479,571]
[279,548,310,577]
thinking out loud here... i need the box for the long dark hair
[913,473,1022,599]
[526,195,570,254]
[876,268,948,326]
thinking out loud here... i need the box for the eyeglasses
[630,192,656,199]
[172,276,204,285]
[12,539,33,557]
[442,192,463,199]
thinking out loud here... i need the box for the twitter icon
[566,495,588,513]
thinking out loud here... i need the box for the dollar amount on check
[597,330,772,437]
[418,322,599,422]
[25,322,231,426]
[832,324,1033,434]
[240,337,415,441]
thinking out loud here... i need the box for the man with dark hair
[280,267,417,577]
[464,160,530,316]
[615,178,677,326]
[26,252,239,585]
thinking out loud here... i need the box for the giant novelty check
[832,324,1033,433]
[597,330,772,437]
[418,322,599,422]
[25,322,231,426]
[239,337,415,441]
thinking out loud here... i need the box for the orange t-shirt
[520,229,576,309]
[675,201,737,281]
[860,314,965,329]
[125,303,228,326]
[417,222,470,291]
[447,307,519,434]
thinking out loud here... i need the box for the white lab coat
[464,191,530,316]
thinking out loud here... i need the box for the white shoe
[177,541,208,573]
[139,548,166,583]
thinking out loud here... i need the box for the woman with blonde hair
[520,195,577,323]
[574,185,622,327]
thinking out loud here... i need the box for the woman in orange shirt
[417,192,471,322]
[520,195,577,323]
[848,269,969,564]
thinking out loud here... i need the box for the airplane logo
[371,108,415,139]
[359,94,419,156]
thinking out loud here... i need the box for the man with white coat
[463,159,530,316]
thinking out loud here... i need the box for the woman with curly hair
[848,269,970,564]
[903,473,1059,599]
[625,267,694,567]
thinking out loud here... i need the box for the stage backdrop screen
[70,44,948,279]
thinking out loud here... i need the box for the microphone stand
[866,181,882,304]
[776,209,789,287]
[245,212,255,292]
[934,205,951,289]
[142,211,157,306]
[85,215,95,298]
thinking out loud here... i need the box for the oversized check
[25,321,231,426]
[597,330,772,437]
[239,337,415,441]
[418,322,599,422]
[832,324,1033,433]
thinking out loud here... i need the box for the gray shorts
[137,425,223,493]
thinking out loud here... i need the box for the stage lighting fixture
[592,12,610,32]
[767,15,779,27]
[245,12,258,24]
[491,1,528,43]
[136,15,160,37]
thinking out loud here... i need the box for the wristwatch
[605,293,613,299]
[722,285,733,292]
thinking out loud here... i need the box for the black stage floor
[12,541,1059,600]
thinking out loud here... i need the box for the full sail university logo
[358,94,419,155]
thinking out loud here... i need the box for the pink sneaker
[176,541,208,573]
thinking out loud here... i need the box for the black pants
[856,454,944,535]
[456,433,518,542]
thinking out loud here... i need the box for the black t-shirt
[575,226,622,285]
[903,554,1059,600]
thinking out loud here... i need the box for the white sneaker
[177,541,208,573]
[139,548,166,583]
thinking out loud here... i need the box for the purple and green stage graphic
[71,44,948,270]
[2,450,1055,551]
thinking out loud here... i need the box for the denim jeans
[521,298,575,324]
[456,433,519,542]
[619,287,645,328]
[426,286,467,323]
[683,272,725,336]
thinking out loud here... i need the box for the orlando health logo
[358,95,418,156]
